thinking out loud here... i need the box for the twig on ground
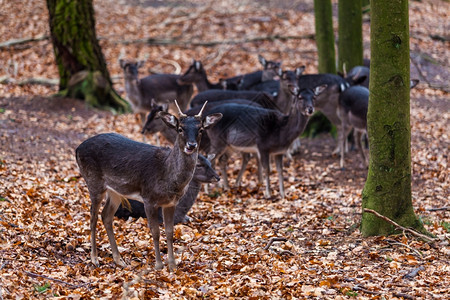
[426,207,449,212]
[352,284,381,295]
[116,34,315,47]
[24,271,89,289]
[264,237,288,250]
[393,292,414,299]
[363,208,436,243]
[0,35,49,48]
[403,266,425,279]
[0,77,59,86]
[387,241,423,257]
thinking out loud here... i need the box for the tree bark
[314,0,336,74]
[46,0,129,112]
[361,0,426,236]
[338,0,363,73]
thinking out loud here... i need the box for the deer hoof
[114,258,127,268]
[155,261,164,270]
[168,262,177,273]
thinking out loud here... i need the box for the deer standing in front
[114,153,220,224]
[76,101,222,271]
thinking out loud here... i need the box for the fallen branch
[387,241,423,257]
[264,237,288,250]
[352,285,381,295]
[24,271,89,289]
[0,77,59,87]
[362,208,436,243]
[392,292,414,299]
[426,207,449,212]
[115,34,315,47]
[0,35,49,48]
[403,266,425,279]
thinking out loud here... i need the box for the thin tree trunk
[361,0,426,236]
[46,0,129,112]
[338,0,363,73]
[314,0,336,74]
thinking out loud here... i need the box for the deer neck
[195,78,211,92]
[124,77,142,107]
[166,139,198,190]
[282,103,309,143]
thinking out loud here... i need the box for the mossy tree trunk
[46,0,129,112]
[314,0,336,74]
[361,0,425,236]
[338,0,363,73]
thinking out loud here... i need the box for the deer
[119,59,195,121]
[190,67,305,114]
[141,100,264,189]
[205,83,328,199]
[177,60,238,92]
[337,79,420,168]
[114,153,219,224]
[237,54,282,93]
[75,101,222,271]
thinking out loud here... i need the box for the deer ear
[195,61,202,71]
[158,112,178,129]
[314,84,328,96]
[410,79,419,89]
[258,55,267,67]
[296,66,305,77]
[203,113,222,129]
[137,60,145,68]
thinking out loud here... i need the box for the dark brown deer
[205,84,327,199]
[119,59,194,121]
[75,101,222,271]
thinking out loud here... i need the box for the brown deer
[75,101,222,271]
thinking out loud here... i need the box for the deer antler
[174,100,187,117]
[195,101,208,118]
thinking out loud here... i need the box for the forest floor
[0,0,449,299]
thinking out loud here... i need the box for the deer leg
[355,129,368,167]
[274,154,285,199]
[235,152,251,187]
[101,191,127,268]
[260,153,271,198]
[218,154,230,190]
[89,190,105,267]
[256,155,263,184]
[339,124,346,169]
[162,205,176,272]
[145,203,163,270]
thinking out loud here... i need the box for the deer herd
[76,55,418,271]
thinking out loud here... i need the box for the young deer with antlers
[76,101,222,271]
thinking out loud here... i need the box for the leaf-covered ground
[0,0,449,298]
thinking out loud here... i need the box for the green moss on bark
[338,0,363,73]
[47,0,129,112]
[314,0,336,74]
[361,0,426,236]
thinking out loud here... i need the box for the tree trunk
[46,0,129,112]
[314,0,336,74]
[361,0,425,236]
[338,0,363,73]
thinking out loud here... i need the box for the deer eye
[198,128,204,134]
[178,128,183,134]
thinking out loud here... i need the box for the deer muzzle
[184,142,198,154]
